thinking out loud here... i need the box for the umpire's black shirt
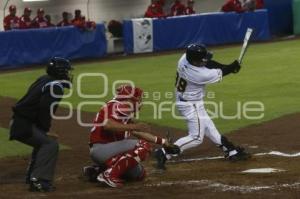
[10,75,65,140]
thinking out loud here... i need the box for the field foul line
[146,180,300,193]
[169,151,300,163]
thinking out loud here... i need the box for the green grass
[0,128,70,158]
[0,39,300,158]
[0,128,32,158]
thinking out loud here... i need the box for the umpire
[9,57,73,192]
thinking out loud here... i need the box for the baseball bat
[238,28,253,65]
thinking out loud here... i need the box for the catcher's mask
[115,85,143,113]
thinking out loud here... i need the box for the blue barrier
[264,0,293,35]
[0,24,107,69]
[123,10,270,54]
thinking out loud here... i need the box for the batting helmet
[186,44,213,65]
[46,57,73,81]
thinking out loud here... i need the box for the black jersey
[12,75,65,132]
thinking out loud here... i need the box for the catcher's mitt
[163,131,180,155]
[163,144,180,155]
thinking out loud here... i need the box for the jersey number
[175,72,187,92]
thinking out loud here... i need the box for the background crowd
[144,0,264,18]
[3,0,265,31]
[3,5,96,31]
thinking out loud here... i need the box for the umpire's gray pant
[20,125,59,182]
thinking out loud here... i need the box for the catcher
[83,85,179,188]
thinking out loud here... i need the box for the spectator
[85,20,96,31]
[144,2,165,18]
[255,0,264,9]
[3,5,19,31]
[170,0,186,16]
[19,7,32,29]
[221,0,244,13]
[71,9,85,28]
[242,0,256,11]
[108,20,123,37]
[57,12,71,27]
[45,15,55,27]
[31,8,48,28]
[185,0,196,15]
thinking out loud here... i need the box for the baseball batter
[155,44,251,170]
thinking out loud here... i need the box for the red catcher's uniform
[90,100,132,144]
[170,1,186,16]
[19,15,32,29]
[3,15,19,31]
[32,16,48,28]
[221,0,244,12]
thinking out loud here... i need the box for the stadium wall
[0,24,107,69]
[293,0,300,34]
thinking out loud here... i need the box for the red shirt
[19,15,32,29]
[221,0,244,13]
[256,0,264,9]
[71,17,86,29]
[57,20,71,27]
[144,3,165,18]
[90,100,133,144]
[3,15,19,31]
[31,16,48,28]
[185,7,195,15]
[170,1,186,16]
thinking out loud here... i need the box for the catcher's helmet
[46,57,73,81]
[186,44,213,65]
[115,85,143,113]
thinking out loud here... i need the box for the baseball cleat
[83,166,100,182]
[154,148,167,170]
[97,172,123,188]
[29,178,56,192]
[227,147,251,162]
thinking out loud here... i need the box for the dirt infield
[1,97,300,198]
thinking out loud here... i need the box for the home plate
[242,168,285,173]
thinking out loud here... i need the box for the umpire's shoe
[154,148,167,170]
[227,147,251,162]
[83,166,101,182]
[29,178,56,192]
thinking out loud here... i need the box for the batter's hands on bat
[230,60,241,73]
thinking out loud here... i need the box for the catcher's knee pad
[105,154,123,167]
